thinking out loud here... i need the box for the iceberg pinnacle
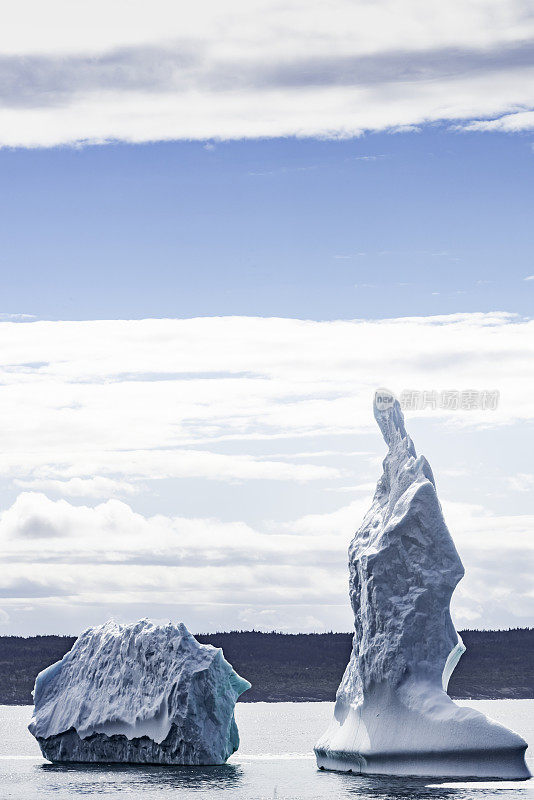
[314,390,530,778]
[29,619,250,765]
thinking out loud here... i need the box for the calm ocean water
[0,700,531,799]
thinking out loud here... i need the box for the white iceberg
[315,391,530,779]
[29,619,250,765]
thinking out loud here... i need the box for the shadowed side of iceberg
[315,748,530,779]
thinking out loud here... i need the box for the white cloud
[0,491,531,632]
[8,451,342,485]
[460,111,534,132]
[0,313,532,487]
[0,313,36,321]
[13,476,141,498]
[0,492,351,616]
[506,473,534,492]
[444,499,534,627]
[1,0,534,146]
[1,312,533,632]
[524,275,534,281]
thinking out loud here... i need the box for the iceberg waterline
[29,619,250,765]
[314,391,530,779]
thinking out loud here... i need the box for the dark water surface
[0,700,532,799]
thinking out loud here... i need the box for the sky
[0,0,533,636]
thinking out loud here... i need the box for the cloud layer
[2,0,534,146]
[1,490,532,633]
[0,313,532,489]
[0,312,532,633]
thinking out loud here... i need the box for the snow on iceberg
[315,390,530,779]
[29,619,250,765]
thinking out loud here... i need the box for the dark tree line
[0,629,532,704]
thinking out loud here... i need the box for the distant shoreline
[4,697,534,707]
[1,629,532,705]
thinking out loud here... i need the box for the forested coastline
[0,628,532,705]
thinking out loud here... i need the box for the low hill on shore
[0,628,532,704]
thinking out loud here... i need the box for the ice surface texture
[29,619,250,765]
[315,392,530,778]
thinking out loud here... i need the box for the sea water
[0,700,532,799]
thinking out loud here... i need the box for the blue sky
[0,0,533,636]
[1,129,533,321]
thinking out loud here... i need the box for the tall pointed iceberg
[315,391,530,778]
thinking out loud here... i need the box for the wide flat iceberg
[315,391,530,779]
[29,619,250,765]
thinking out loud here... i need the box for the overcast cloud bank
[2,0,534,146]
[0,312,532,633]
